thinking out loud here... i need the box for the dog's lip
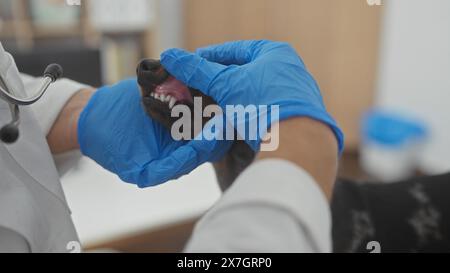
[154,76,193,103]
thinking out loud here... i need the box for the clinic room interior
[0,0,449,253]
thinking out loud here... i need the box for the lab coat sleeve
[0,227,30,253]
[185,159,332,253]
[20,74,92,175]
[20,73,91,136]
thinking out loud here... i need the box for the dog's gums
[137,59,255,190]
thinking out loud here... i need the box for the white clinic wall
[376,0,450,174]
[155,0,184,53]
[88,0,156,32]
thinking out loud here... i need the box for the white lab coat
[0,42,332,253]
[0,42,87,252]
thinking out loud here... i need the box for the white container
[361,139,424,182]
[360,110,427,183]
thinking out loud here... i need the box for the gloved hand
[78,79,231,188]
[161,40,344,153]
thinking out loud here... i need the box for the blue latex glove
[78,79,231,188]
[161,40,344,153]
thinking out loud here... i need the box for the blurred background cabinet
[184,0,383,150]
[0,0,157,86]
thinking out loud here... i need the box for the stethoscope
[0,64,63,144]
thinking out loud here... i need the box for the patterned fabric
[332,173,450,253]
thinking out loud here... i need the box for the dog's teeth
[164,95,172,103]
[160,94,167,101]
[155,94,161,100]
[169,97,177,109]
[150,93,155,98]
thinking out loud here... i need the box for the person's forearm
[47,88,94,154]
[258,117,339,201]
[186,120,338,252]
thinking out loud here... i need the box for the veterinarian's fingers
[137,138,230,188]
[196,40,264,65]
[196,40,295,65]
[136,116,233,188]
[137,144,201,188]
[161,48,227,97]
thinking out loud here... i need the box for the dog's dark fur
[137,59,255,190]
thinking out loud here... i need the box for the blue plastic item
[362,110,428,148]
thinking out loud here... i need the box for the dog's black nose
[137,59,170,89]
